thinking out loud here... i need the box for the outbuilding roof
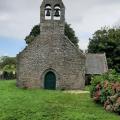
[85,53,108,74]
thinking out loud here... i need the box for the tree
[25,25,40,44]
[64,23,79,46]
[3,65,16,73]
[0,56,16,70]
[25,23,79,46]
[0,56,16,79]
[88,27,120,72]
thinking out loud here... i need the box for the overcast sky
[0,0,120,57]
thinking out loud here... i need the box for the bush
[90,70,120,115]
[2,71,16,80]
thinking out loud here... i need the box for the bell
[46,9,51,16]
[54,9,60,17]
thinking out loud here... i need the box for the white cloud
[64,0,120,50]
[0,0,120,50]
[0,13,10,22]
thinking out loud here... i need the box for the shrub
[90,70,120,115]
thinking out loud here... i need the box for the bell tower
[40,0,65,34]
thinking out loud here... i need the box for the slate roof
[85,53,108,74]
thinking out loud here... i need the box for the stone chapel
[17,0,108,90]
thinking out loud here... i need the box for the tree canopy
[0,56,16,72]
[88,27,120,72]
[25,23,79,46]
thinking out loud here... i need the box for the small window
[45,4,52,20]
[54,5,61,20]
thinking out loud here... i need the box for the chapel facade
[17,0,86,90]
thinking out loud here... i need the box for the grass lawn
[0,80,119,120]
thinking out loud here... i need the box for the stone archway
[41,68,60,89]
[44,71,56,90]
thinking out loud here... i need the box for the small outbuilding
[85,53,108,84]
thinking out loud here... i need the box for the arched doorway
[44,71,56,90]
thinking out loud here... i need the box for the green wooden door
[44,71,56,90]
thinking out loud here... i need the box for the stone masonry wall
[17,32,85,90]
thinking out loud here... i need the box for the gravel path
[64,90,90,94]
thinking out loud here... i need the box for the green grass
[85,85,90,91]
[0,80,119,120]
